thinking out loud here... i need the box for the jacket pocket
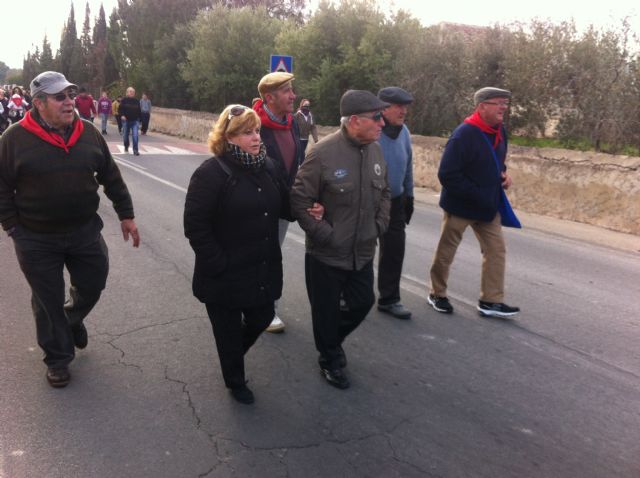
[325,181,354,209]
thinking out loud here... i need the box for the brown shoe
[46,367,70,388]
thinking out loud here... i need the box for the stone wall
[150,107,640,235]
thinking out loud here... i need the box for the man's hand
[307,202,325,221]
[404,196,414,225]
[501,172,512,190]
[120,219,140,247]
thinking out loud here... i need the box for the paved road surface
[1,126,639,478]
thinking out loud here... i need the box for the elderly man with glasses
[427,87,520,318]
[291,90,391,389]
[0,71,140,388]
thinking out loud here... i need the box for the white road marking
[114,158,187,193]
[109,143,200,155]
[115,157,147,170]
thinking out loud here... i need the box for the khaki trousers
[430,212,506,303]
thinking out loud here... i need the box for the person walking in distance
[140,93,152,135]
[74,87,96,122]
[97,91,112,135]
[375,87,415,320]
[428,87,520,318]
[0,71,140,388]
[294,99,318,153]
[119,87,142,156]
[253,72,304,333]
[291,90,391,389]
[112,95,123,134]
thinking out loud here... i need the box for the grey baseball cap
[30,71,78,97]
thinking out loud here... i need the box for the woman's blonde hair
[208,105,261,156]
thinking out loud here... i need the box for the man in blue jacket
[428,87,520,318]
[376,87,415,319]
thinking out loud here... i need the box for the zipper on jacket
[352,147,364,269]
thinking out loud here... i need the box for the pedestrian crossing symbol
[270,55,293,73]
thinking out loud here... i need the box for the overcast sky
[3,0,638,69]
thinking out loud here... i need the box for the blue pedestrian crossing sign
[270,55,293,73]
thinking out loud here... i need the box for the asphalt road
[1,126,639,478]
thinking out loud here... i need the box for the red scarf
[20,111,84,153]
[253,99,292,130]
[463,111,503,148]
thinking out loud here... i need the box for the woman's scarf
[463,111,503,148]
[228,142,267,170]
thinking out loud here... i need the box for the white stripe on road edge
[114,158,187,193]
[286,230,474,307]
[115,156,147,170]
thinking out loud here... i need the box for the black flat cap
[473,87,511,105]
[378,86,413,105]
[340,90,390,116]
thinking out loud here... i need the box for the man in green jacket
[291,90,391,389]
[0,71,140,388]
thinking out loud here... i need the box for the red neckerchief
[20,110,84,153]
[463,110,503,149]
[253,99,292,130]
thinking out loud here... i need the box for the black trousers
[140,112,150,133]
[115,115,122,133]
[304,254,374,369]
[205,302,274,389]
[12,215,109,367]
[377,195,407,305]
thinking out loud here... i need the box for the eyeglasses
[358,112,384,121]
[227,105,249,120]
[483,101,510,107]
[49,91,78,102]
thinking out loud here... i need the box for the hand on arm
[307,202,324,221]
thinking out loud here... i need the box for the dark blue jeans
[12,215,109,367]
[122,120,139,153]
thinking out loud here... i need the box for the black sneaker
[428,294,453,314]
[477,301,520,318]
[46,367,71,388]
[320,366,350,389]
[124,147,128,152]
[71,323,88,349]
[230,384,254,404]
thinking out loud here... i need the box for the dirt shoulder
[414,187,640,254]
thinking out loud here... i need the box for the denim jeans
[100,113,109,133]
[123,120,139,152]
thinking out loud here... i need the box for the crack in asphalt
[93,315,199,340]
[104,340,143,372]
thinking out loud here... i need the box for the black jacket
[184,154,290,306]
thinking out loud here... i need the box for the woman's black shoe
[230,385,255,404]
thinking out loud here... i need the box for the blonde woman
[184,105,321,404]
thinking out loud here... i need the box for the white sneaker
[266,314,285,333]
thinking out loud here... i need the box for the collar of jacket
[340,123,371,148]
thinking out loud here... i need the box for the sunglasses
[358,111,384,121]
[227,105,249,120]
[50,91,78,102]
